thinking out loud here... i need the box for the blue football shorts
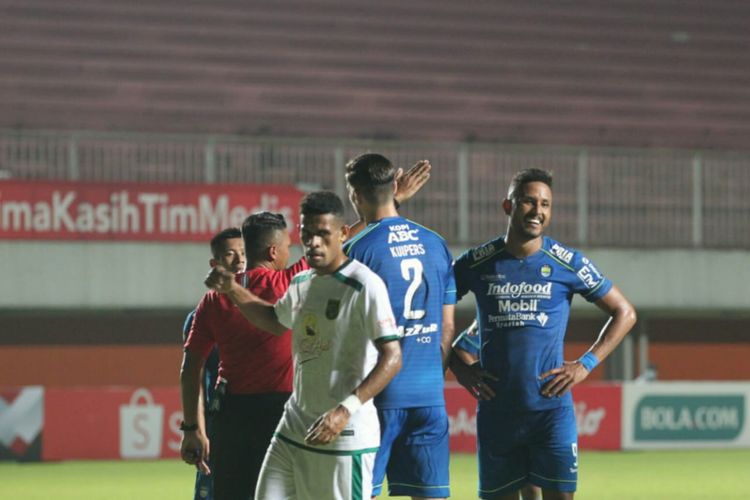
[477,405,578,498]
[372,406,450,498]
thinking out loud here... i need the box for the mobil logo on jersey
[498,298,539,313]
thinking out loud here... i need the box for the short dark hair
[300,191,345,220]
[209,227,242,259]
[508,168,553,201]
[345,153,396,205]
[241,212,287,257]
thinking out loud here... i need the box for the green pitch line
[2,450,750,499]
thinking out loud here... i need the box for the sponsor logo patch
[550,243,574,264]
[576,266,601,289]
[303,313,318,336]
[471,243,496,261]
[537,312,549,326]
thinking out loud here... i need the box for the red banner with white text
[573,383,622,450]
[0,181,303,242]
[0,384,623,462]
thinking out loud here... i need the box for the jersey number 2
[401,258,426,320]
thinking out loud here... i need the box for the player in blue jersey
[451,168,636,500]
[183,227,244,500]
[453,319,542,500]
[183,310,219,500]
[343,153,456,500]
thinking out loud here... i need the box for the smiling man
[451,168,637,500]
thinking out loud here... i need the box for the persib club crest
[539,264,553,278]
[325,299,341,320]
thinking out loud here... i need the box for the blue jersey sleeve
[453,250,473,300]
[444,248,458,306]
[570,250,613,302]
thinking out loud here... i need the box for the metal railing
[1,129,748,248]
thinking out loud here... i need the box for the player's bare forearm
[539,286,636,397]
[305,339,402,446]
[225,282,288,336]
[180,350,204,427]
[205,265,287,335]
[353,338,402,405]
[180,350,211,473]
[440,304,456,371]
[588,285,637,361]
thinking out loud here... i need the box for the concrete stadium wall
[1,242,749,312]
[2,243,749,388]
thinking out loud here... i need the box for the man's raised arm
[204,266,288,336]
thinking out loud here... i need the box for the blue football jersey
[453,236,612,412]
[344,216,457,408]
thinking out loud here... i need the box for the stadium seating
[0,0,749,149]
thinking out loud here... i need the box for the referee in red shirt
[181,212,308,500]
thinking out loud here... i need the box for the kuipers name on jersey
[390,243,426,257]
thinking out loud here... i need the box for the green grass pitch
[3,450,750,499]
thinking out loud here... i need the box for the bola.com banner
[0,180,303,242]
[622,382,750,449]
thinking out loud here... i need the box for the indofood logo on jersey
[487,282,552,299]
[489,282,552,313]
[634,395,745,441]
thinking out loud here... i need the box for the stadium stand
[0,0,749,149]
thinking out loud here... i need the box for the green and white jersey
[273,258,400,452]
